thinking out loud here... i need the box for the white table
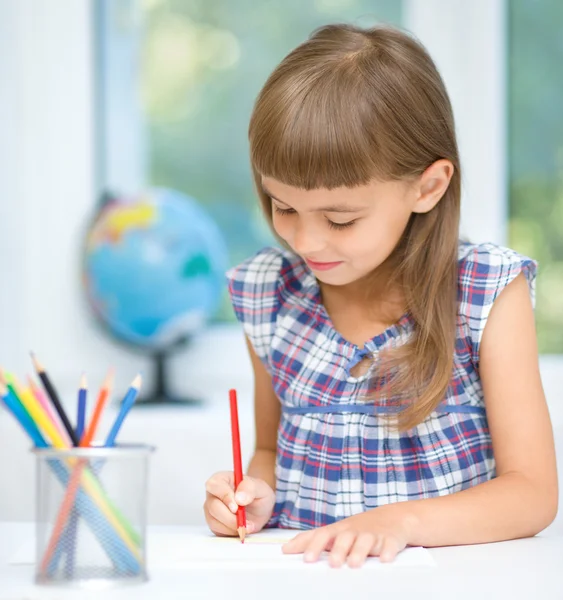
[1,522,563,600]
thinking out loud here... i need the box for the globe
[82,187,228,403]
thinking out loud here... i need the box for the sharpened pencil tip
[237,527,247,544]
[0,368,6,385]
[131,373,142,390]
[103,368,115,389]
[30,351,43,373]
[80,373,87,389]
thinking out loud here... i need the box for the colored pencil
[2,367,141,572]
[31,352,79,446]
[61,372,141,574]
[40,369,125,574]
[64,375,88,575]
[7,372,130,536]
[81,369,114,448]
[76,374,88,441]
[13,383,69,451]
[0,373,135,573]
[0,374,46,448]
[27,375,71,446]
[63,373,141,573]
[229,388,246,543]
[105,374,142,447]
[65,373,87,576]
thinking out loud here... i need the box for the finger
[281,530,316,554]
[205,477,237,513]
[328,531,357,568]
[234,476,257,506]
[301,529,334,563]
[347,532,377,568]
[205,471,235,491]
[206,514,237,537]
[235,476,273,506]
[376,536,403,563]
[206,498,238,532]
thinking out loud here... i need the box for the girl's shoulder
[456,241,538,364]
[226,246,316,366]
[457,240,538,303]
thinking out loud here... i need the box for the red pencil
[229,388,246,543]
[80,369,114,447]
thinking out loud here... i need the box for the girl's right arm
[245,335,280,491]
[204,335,280,535]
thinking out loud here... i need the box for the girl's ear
[412,159,454,214]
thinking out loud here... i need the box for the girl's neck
[319,278,406,326]
[319,280,406,350]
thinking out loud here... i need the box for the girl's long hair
[248,24,460,431]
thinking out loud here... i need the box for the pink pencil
[27,376,71,446]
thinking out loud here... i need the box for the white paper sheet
[9,528,436,569]
[149,528,436,569]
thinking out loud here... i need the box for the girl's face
[262,176,418,288]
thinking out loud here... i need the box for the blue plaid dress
[227,242,537,529]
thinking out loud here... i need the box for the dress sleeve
[458,243,538,367]
[226,247,284,370]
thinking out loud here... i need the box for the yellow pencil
[16,384,67,449]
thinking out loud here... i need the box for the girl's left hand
[281,510,412,568]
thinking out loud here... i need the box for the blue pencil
[1,384,46,448]
[76,374,87,441]
[65,374,87,577]
[104,374,142,448]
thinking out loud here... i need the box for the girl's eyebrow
[261,185,366,213]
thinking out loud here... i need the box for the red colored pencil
[80,369,114,447]
[229,388,246,543]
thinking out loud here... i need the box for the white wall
[0,0,99,386]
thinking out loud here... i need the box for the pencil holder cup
[32,444,155,588]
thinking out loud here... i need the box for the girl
[203,23,558,567]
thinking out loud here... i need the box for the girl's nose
[291,221,326,256]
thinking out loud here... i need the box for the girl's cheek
[272,217,290,241]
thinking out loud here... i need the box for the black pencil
[30,352,79,446]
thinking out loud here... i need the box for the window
[96,1,562,352]
[508,0,563,353]
[96,0,402,320]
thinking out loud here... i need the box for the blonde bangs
[249,64,388,189]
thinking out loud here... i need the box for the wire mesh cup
[33,444,155,588]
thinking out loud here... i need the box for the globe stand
[134,350,203,407]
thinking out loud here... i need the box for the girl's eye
[273,205,296,216]
[273,204,356,230]
[327,219,356,230]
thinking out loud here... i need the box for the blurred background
[0,0,561,526]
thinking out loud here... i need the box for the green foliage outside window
[509,0,563,352]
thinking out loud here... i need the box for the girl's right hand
[204,471,276,537]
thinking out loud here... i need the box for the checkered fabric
[226,242,537,529]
